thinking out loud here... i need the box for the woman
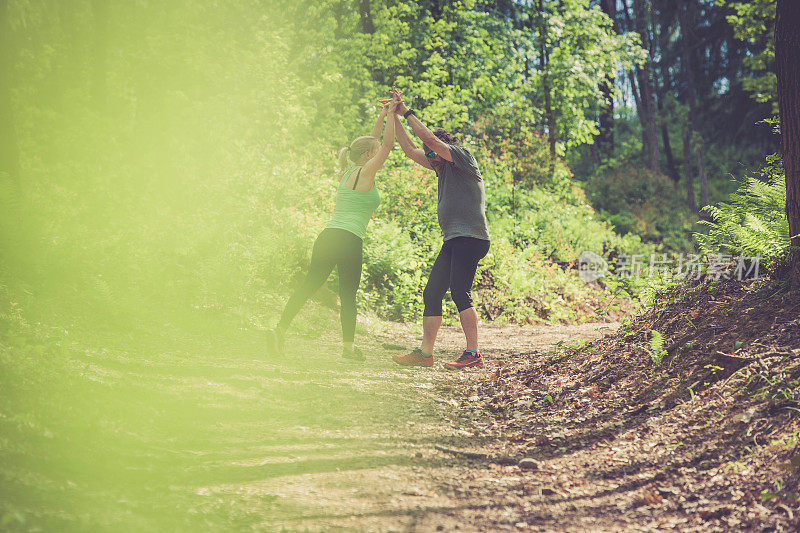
[267,98,398,361]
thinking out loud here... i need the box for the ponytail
[338,147,351,172]
[337,136,378,173]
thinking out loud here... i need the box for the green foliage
[526,0,646,152]
[695,154,792,270]
[648,329,667,365]
[369,0,645,153]
[474,115,572,193]
[0,0,654,327]
[374,0,525,131]
[721,0,777,109]
[585,164,696,251]
[361,218,436,321]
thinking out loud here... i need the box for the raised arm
[392,89,453,163]
[370,105,388,138]
[394,114,433,170]
[357,101,397,190]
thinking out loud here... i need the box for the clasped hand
[378,87,408,115]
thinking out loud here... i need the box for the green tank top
[326,166,381,239]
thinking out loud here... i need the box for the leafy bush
[694,153,792,270]
[361,219,437,321]
[584,164,696,251]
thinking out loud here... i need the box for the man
[385,88,490,369]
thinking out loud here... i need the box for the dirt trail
[9,284,797,531]
[226,321,618,532]
[10,319,713,532]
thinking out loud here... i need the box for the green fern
[648,329,667,365]
[694,154,794,269]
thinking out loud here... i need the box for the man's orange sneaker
[392,348,434,367]
[444,350,484,369]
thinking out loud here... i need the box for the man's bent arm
[395,114,433,169]
[405,114,453,163]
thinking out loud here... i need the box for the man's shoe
[266,329,284,355]
[392,348,434,367]
[343,347,366,362]
[444,350,484,369]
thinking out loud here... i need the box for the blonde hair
[338,136,379,172]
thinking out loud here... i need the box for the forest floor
[2,278,799,531]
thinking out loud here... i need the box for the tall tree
[678,0,709,208]
[682,129,697,212]
[630,0,660,174]
[538,0,556,176]
[775,0,800,289]
[654,4,680,184]
[358,0,374,34]
[522,0,642,172]
[597,0,616,157]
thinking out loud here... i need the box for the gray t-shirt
[435,144,490,242]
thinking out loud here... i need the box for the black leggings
[423,237,490,316]
[277,228,363,343]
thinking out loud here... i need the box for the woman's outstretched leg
[274,230,338,340]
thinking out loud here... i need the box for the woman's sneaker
[392,348,434,367]
[266,329,284,355]
[343,347,366,362]
[444,350,484,369]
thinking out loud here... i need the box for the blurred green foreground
[0,1,656,528]
[0,1,448,528]
[2,301,463,529]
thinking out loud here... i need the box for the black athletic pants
[277,228,362,343]
[423,236,490,316]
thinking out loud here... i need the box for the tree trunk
[598,78,614,157]
[544,75,556,175]
[357,0,374,34]
[538,0,556,177]
[661,123,680,183]
[627,68,643,119]
[776,0,800,289]
[656,6,680,184]
[357,0,381,84]
[632,0,660,174]
[678,0,709,208]
[597,0,616,157]
[621,2,650,169]
[695,140,709,207]
[682,129,697,213]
